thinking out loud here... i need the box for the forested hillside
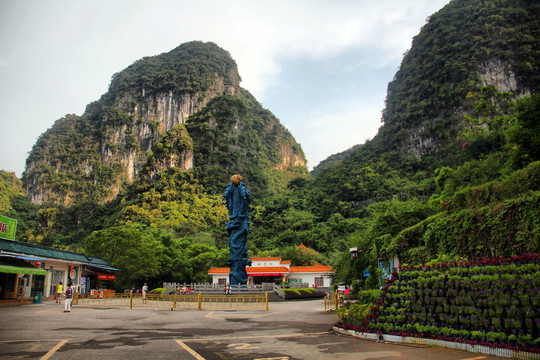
[303,0,540,282]
[3,0,539,289]
[22,41,306,206]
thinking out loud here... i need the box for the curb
[332,327,540,359]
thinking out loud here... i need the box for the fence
[324,291,343,312]
[163,282,275,293]
[75,291,268,311]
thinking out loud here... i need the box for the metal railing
[74,291,268,311]
[162,282,275,293]
[324,291,342,312]
[200,293,268,311]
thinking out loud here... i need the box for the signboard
[0,215,17,241]
[98,274,116,280]
[80,277,87,293]
[363,269,370,277]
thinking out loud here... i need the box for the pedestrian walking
[64,282,74,312]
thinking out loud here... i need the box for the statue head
[230,174,243,186]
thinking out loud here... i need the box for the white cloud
[200,0,449,100]
[287,97,385,169]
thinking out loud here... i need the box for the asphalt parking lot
[0,299,507,360]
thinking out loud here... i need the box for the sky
[0,0,451,176]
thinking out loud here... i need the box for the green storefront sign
[0,215,17,241]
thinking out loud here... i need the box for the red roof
[208,267,230,274]
[290,265,334,273]
[248,266,289,274]
[208,266,290,275]
[297,242,319,254]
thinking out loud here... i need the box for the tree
[279,245,321,266]
[84,226,163,287]
[186,243,228,283]
[507,94,540,167]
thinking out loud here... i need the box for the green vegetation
[22,42,306,207]
[4,0,539,295]
[110,41,239,97]
[282,288,326,300]
[336,303,372,328]
[337,256,540,352]
[148,288,165,295]
[0,170,26,214]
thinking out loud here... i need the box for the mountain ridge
[22,41,307,206]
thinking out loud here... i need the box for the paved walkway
[0,299,506,360]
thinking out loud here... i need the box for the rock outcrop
[23,42,307,205]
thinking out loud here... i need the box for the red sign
[98,274,116,280]
[250,273,282,276]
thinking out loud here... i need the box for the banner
[98,274,116,280]
[0,215,17,241]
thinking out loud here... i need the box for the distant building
[0,239,117,302]
[208,256,334,287]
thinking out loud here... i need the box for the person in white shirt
[142,283,148,304]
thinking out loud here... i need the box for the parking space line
[182,331,328,342]
[175,333,326,360]
[175,339,206,360]
[0,339,64,343]
[204,310,285,319]
[40,339,69,360]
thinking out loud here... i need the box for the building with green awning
[0,263,48,276]
[0,239,114,302]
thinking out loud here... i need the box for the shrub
[149,288,165,295]
[282,288,327,300]
[336,303,372,326]
[357,289,382,305]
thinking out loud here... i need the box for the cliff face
[402,58,533,162]
[275,143,306,171]
[378,0,539,164]
[478,59,531,96]
[311,0,539,176]
[101,74,235,181]
[23,42,307,205]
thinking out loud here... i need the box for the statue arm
[238,182,252,203]
[223,183,234,209]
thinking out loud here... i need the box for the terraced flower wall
[336,254,540,354]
